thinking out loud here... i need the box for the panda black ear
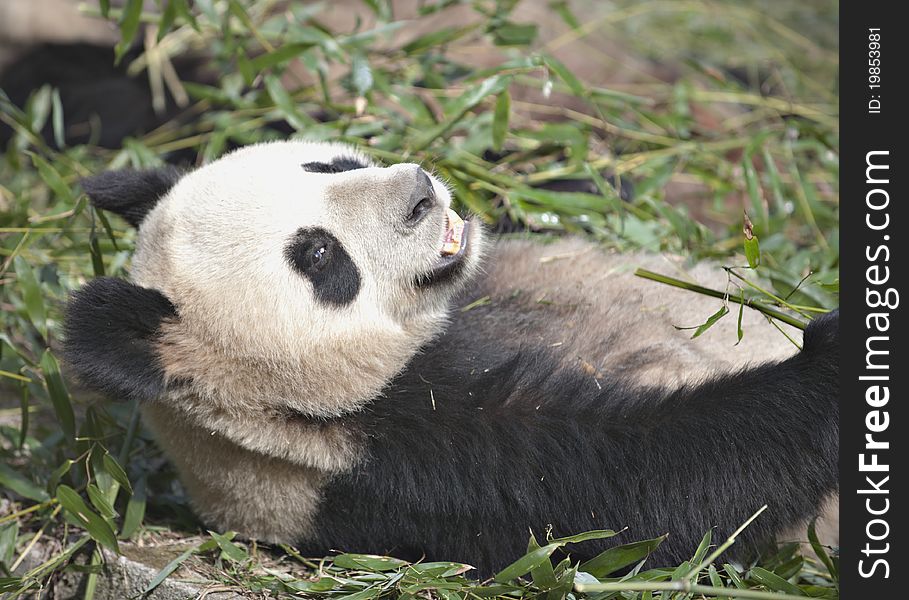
[80,166,183,228]
[64,277,177,401]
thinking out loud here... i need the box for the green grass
[1,0,838,597]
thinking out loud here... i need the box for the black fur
[305,308,839,575]
[301,156,369,173]
[284,227,361,306]
[63,278,177,400]
[80,167,184,228]
[0,45,162,148]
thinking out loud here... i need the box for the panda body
[65,141,839,573]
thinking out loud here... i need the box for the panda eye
[305,242,330,271]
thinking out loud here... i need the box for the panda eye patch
[284,227,361,306]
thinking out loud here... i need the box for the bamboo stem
[634,268,808,330]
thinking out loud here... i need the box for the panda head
[66,141,486,418]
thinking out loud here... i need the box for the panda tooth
[440,209,465,256]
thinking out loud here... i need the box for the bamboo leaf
[0,464,49,502]
[51,89,65,149]
[264,74,311,131]
[12,256,46,338]
[807,519,838,581]
[209,531,248,562]
[29,153,74,204]
[579,535,667,578]
[86,484,118,520]
[119,478,146,539]
[494,542,560,582]
[492,90,510,151]
[56,485,120,553]
[333,553,408,572]
[548,529,619,545]
[681,305,730,339]
[142,547,195,594]
[40,350,75,440]
[748,566,807,596]
[527,534,558,590]
[410,75,511,151]
[115,0,144,65]
[101,453,133,495]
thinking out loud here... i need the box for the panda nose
[405,168,436,227]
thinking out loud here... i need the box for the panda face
[116,141,484,417]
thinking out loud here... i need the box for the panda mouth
[418,209,471,287]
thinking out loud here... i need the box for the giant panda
[63,140,839,574]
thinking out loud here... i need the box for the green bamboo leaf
[17,383,28,449]
[0,578,24,594]
[12,256,46,339]
[40,350,75,440]
[579,535,667,578]
[550,0,580,29]
[761,147,787,215]
[494,542,560,582]
[689,529,712,568]
[283,578,342,593]
[708,564,728,599]
[264,74,311,131]
[492,22,538,46]
[736,288,745,344]
[47,459,74,494]
[723,563,747,588]
[115,0,144,65]
[683,305,730,339]
[56,485,120,553]
[89,232,106,277]
[745,236,761,269]
[406,562,474,577]
[548,529,619,545]
[94,208,121,252]
[334,587,381,600]
[403,25,475,54]
[543,55,585,97]
[0,464,49,502]
[142,547,194,594]
[173,0,199,31]
[86,484,118,520]
[27,86,52,134]
[29,153,74,204]
[51,88,64,149]
[527,534,558,590]
[492,89,510,151]
[807,519,838,581]
[350,54,374,96]
[742,154,766,231]
[157,0,177,41]
[119,478,146,539]
[209,531,248,562]
[748,566,807,595]
[410,75,511,151]
[101,453,133,495]
[333,553,408,572]
[0,522,19,566]
[248,43,316,74]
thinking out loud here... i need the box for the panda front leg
[303,311,838,575]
